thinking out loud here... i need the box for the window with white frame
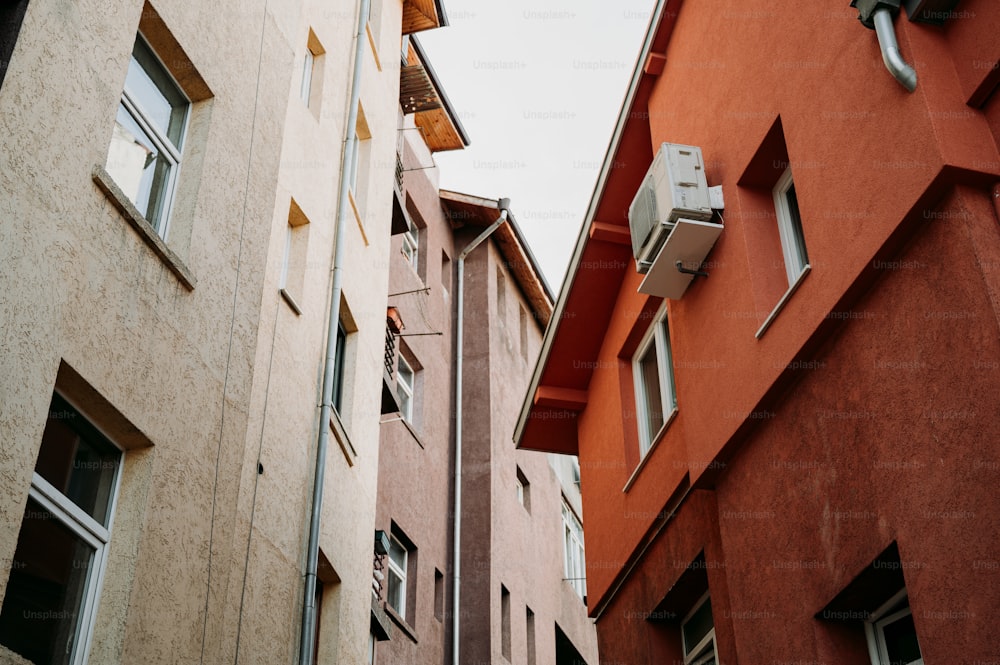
[633,306,678,456]
[300,49,315,104]
[401,225,418,271]
[681,592,717,665]
[515,466,530,512]
[561,500,586,600]
[772,167,809,285]
[396,354,415,421]
[105,34,189,237]
[386,535,408,617]
[0,394,124,665]
[348,130,362,195]
[865,590,923,665]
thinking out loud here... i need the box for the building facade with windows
[371,52,599,662]
[516,0,1000,664]
[0,0,448,663]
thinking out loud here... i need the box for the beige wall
[0,0,404,662]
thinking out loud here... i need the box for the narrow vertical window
[526,607,536,665]
[332,320,348,413]
[105,34,190,236]
[632,307,678,455]
[401,224,419,271]
[300,29,325,113]
[519,305,529,361]
[515,466,531,512]
[772,167,809,285]
[397,354,415,422]
[300,49,314,104]
[501,585,511,660]
[434,569,444,621]
[497,266,506,322]
[561,500,586,600]
[386,535,408,617]
[681,592,717,665]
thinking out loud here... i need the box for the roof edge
[410,36,471,147]
[512,0,672,452]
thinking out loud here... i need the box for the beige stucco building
[0,0,447,663]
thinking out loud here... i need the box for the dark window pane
[883,612,921,665]
[125,37,187,148]
[785,183,808,267]
[682,596,713,656]
[639,342,663,443]
[36,395,120,526]
[333,322,347,412]
[0,498,95,665]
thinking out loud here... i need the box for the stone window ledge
[92,165,196,291]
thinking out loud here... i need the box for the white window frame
[515,475,525,506]
[681,592,717,665]
[864,589,923,665]
[115,34,190,239]
[367,630,376,664]
[300,48,315,105]
[386,535,407,616]
[772,167,809,285]
[13,399,125,665]
[397,355,414,422]
[632,306,678,456]
[561,500,586,600]
[401,226,418,271]
[348,130,361,195]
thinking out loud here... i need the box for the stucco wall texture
[374,121,599,664]
[518,0,1000,663]
[0,0,404,662]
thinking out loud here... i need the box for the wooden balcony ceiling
[402,38,467,153]
[400,65,441,114]
[402,0,444,34]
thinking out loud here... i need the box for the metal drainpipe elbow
[851,0,917,92]
[872,8,917,92]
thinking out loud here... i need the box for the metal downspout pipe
[452,198,511,665]
[298,0,370,662]
[872,8,917,92]
[852,0,917,92]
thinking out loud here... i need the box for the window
[386,535,408,617]
[441,251,451,299]
[367,630,376,664]
[515,466,531,512]
[561,500,586,600]
[106,34,189,237]
[501,585,511,660]
[301,49,314,104]
[0,0,30,90]
[396,354,414,421]
[632,307,677,456]
[433,569,444,622]
[0,394,124,665]
[865,590,923,665]
[772,167,809,285]
[497,266,507,322]
[526,607,536,665]
[681,593,717,665]
[401,225,418,271]
[280,198,311,314]
[332,320,347,413]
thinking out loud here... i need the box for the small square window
[772,167,809,285]
[105,35,190,237]
[633,307,677,456]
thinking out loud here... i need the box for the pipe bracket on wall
[850,0,918,92]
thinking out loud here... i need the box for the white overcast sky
[418,0,653,290]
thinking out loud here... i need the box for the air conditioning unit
[629,143,712,274]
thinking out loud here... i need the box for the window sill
[92,165,196,291]
[280,288,302,315]
[623,407,678,493]
[330,409,357,466]
[755,265,810,339]
[384,604,418,643]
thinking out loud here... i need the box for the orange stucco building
[516,0,1000,663]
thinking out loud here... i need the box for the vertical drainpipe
[452,198,511,665]
[298,0,370,662]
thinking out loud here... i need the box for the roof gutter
[298,0,369,661]
[511,0,670,450]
